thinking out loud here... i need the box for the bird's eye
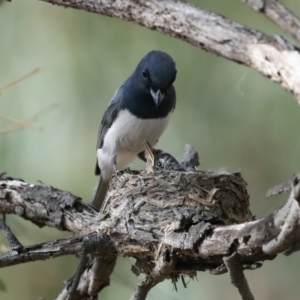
[156,161,163,168]
[142,70,148,79]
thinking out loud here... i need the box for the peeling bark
[1,171,300,299]
[5,0,300,299]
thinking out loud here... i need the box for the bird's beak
[143,141,155,167]
[150,88,164,107]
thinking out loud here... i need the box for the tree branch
[0,173,99,234]
[242,0,300,44]
[56,255,117,300]
[223,252,255,300]
[2,171,300,299]
[40,0,300,102]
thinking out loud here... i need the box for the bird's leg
[0,217,23,252]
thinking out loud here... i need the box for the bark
[40,0,300,103]
[5,0,300,299]
[1,171,300,299]
[242,0,300,44]
[223,252,255,300]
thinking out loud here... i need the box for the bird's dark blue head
[134,50,177,107]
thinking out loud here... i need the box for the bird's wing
[95,86,123,175]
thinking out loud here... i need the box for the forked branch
[1,172,300,299]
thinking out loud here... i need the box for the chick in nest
[143,141,185,172]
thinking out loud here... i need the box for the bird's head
[136,51,177,107]
[143,141,184,172]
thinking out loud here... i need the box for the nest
[99,170,254,244]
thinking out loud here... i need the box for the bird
[89,51,177,210]
[180,144,200,171]
[143,141,184,172]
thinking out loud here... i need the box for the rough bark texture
[1,172,300,299]
[223,252,255,300]
[41,0,300,103]
[0,174,100,234]
[242,0,300,43]
[4,0,300,299]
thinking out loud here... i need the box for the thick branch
[2,172,300,299]
[242,0,300,44]
[0,174,99,234]
[1,172,300,269]
[41,0,300,102]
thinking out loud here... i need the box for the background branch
[0,67,44,95]
[3,0,300,299]
[42,0,300,102]
[242,0,300,44]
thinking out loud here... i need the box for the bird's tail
[89,176,109,211]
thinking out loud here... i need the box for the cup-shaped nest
[99,170,254,241]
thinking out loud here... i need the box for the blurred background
[1,0,300,299]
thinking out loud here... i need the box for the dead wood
[40,0,300,103]
[1,171,300,299]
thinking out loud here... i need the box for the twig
[0,235,89,268]
[0,103,58,134]
[130,277,160,300]
[57,236,117,300]
[0,218,23,252]
[130,250,177,300]
[66,249,89,300]
[223,252,255,300]
[266,174,300,197]
[0,114,43,131]
[263,176,300,255]
[0,67,44,95]
[242,0,300,44]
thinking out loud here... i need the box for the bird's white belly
[97,109,170,180]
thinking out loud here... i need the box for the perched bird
[90,51,177,210]
[143,141,184,172]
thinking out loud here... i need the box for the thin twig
[0,103,58,134]
[0,67,44,95]
[0,114,42,131]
